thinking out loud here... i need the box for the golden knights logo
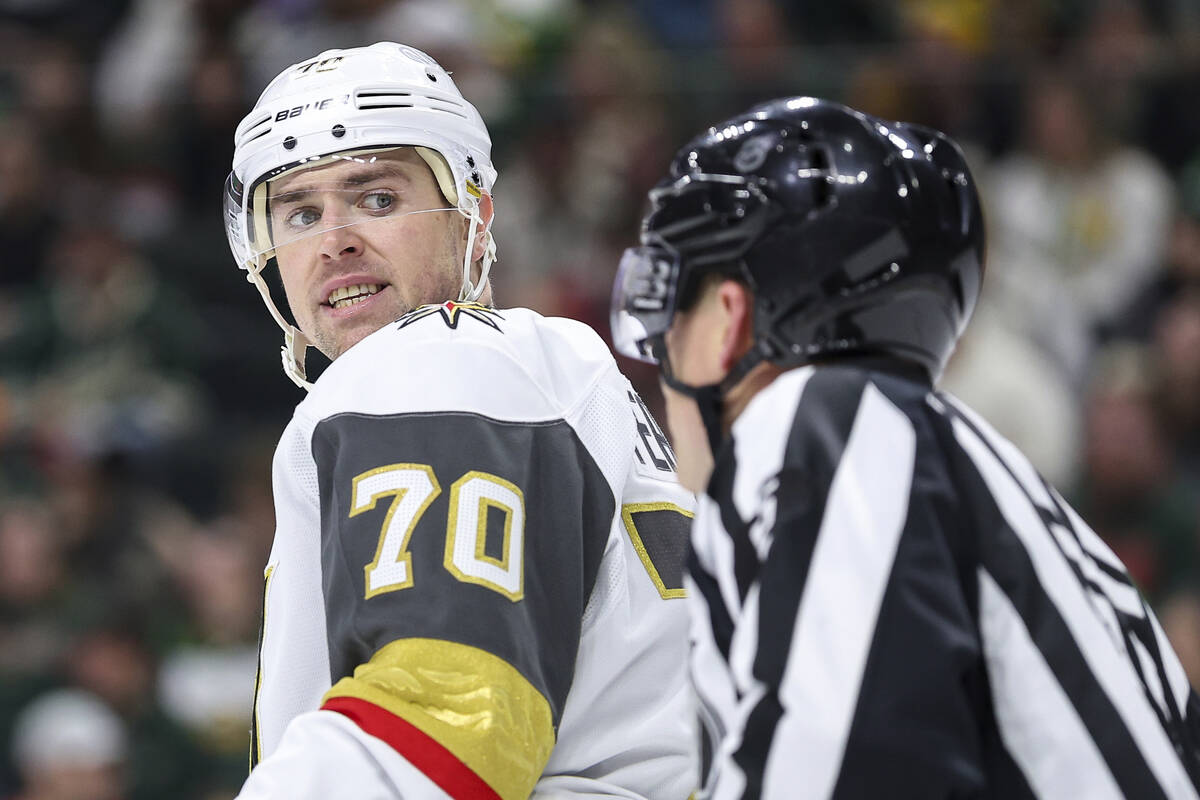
[396,301,505,332]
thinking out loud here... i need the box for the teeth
[328,283,382,309]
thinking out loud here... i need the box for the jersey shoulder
[297,305,618,424]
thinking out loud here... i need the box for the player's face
[270,149,471,360]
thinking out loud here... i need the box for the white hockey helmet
[223,42,498,388]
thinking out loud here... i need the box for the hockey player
[611,97,1200,798]
[224,42,696,799]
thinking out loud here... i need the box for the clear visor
[225,152,460,271]
[610,244,681,364]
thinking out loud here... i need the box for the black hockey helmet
[611,96,984,385]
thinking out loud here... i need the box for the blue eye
[285,207,320,228]
[362,191,395,211]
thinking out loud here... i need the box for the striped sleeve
[942,394,1200,799]
[693,365,1200,800]
[696,367,995,798]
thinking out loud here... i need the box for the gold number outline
[351,464,442,600]
[444,470,526,602]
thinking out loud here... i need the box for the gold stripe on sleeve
[322,637,554,800]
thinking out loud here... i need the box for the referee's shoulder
[727,359,937,468]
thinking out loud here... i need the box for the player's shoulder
[296,305,619,423]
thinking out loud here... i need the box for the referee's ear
[716,279,755,374]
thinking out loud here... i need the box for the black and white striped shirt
[688,362,1200,799]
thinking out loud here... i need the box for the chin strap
[247,260,316,391]
[660,343,769,456]
[457,203,497,303]
[281,325,314,390]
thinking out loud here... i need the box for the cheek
[665,315,717,387]
[662,383,715,494]
[274,247,308,295]
[386,217,463,295]
[273,258,311,322]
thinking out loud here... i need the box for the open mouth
[326,283,384,310]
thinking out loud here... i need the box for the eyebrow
[271,161,414,205]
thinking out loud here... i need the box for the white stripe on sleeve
[978,568,1124,799]
[760,382,916,798]
[953,418,1199,800]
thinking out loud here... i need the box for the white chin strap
[458,205,497,303]
[247,263,315,390]
[281,324,314,390]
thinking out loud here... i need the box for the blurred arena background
[1,0,1199,798]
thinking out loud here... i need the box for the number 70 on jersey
[351,463,526,601]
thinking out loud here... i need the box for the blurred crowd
[1,0,1200,797]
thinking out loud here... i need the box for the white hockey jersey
[238,303,697,800]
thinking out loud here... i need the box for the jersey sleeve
[943,393,1200,799]
[299,406,614,800]
[237,709,455,799]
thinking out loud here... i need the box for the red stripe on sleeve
[322,695,503,800]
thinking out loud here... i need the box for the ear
[469,192,495,263]
[716,280,754,372]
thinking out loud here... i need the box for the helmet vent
[354,90,469,119]
[807,144,835,209]
[238,114,273,147]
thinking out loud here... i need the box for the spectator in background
[0,500,70,796]
[1110,155,1200,343]
[0,116,59,292]
[0,500,69,681]
[65,623,214,800]
[1152,290,1200,482]
[1071,343,1200,603]
[984,70,1173,388]
[0,220,211,466]
[940,296,1083,489]
[154,519,261,790]
[8,689,128,800]
[1106,158,1200,484]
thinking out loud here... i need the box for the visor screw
[332,124,346,138]
[283,135,297,150]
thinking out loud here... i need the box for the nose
[318,222,364,261]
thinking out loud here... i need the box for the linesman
[611,96,1200,799]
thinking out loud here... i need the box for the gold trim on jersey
[251,563,277,769]
[621,502,693,600]
[322,637,554,800]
